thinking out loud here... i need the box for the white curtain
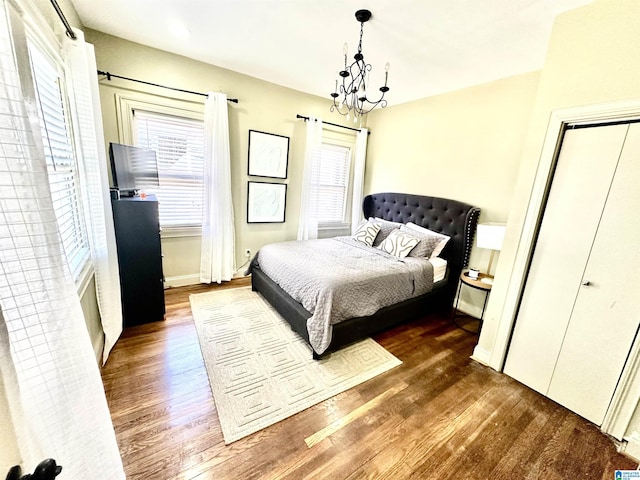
[0,1,124,476]
[297,117,323,240]
[351,127,369,233]
[63,31,123,364]
[200,92,235,283]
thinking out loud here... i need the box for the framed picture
[247,181,287,223]
[248,130,289,179]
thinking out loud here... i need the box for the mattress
[430,257,448,283]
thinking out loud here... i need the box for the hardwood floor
[101,279,637,479]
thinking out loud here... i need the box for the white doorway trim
[490,97,640,439]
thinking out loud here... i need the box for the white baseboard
[471,345,492,366]
[456,298,483,320]
[164,272,250,288]
[455,299,492,367]
[620,436,640,463]
[93,334,105,365]
[164,274,201,288]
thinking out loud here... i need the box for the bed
[250,192,480,358]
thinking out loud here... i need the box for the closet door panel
[504,124,629,394]
[547,123,640,424]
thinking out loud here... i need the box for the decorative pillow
[399,224,443,258]
[377,229,420,258]
[368,217,403,246]
[404,222,451,258]
[353,220,381,246]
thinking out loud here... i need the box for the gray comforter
[252,237,434,354]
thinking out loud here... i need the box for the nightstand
[451,270,493,334]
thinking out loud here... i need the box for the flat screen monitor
[109,143,159,197]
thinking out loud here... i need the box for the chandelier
[330,9,390,122]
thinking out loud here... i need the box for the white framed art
[247,181,287,223]
[248,130,289,179]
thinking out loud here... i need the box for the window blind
[29,42,90,278]
[311,143,351,223]
[133,110,205,227]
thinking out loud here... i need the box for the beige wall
[85,29,351,286]
[364,71,540,315]
[365,71,540,219]
[79,279,103,363]
[31,0,81,31]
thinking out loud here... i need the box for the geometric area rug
[189,286,402,444]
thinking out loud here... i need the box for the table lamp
[476,223,506,285]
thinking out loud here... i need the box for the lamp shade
[476,223,506,251]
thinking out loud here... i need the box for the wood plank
[305,382,409,448]
[100,278,637,479]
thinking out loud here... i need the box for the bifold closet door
[503,123,630,415]
[546,123,640,424]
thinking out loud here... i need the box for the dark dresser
[111,194,165,326]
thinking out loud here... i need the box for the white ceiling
[70,0,593,107]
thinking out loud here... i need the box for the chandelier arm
[355,97,388,116]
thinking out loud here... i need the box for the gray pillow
[368,217,403,246]
[404,222,451,258]
[399,224,443,258]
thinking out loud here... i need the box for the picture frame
[248,130,289,179]
[247,181,287,223]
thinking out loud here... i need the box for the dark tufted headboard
[363,192,480,278]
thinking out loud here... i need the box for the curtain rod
[97,70,239,103]
[50,0,77,40]
[296,114,370,134]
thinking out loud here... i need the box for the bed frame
[251,192,480,358]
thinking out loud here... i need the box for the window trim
[115,93,204,236]
[17,21,93,292]
[316,129,356,229]
[115,93,204,145]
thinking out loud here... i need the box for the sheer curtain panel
[0,1,124,477]
[200,92,235,283]
[63,31,123,364]
[351,128,368,232]
[297,117,323,240]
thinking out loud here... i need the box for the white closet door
[547,123,640,424]
[504,124,629,395]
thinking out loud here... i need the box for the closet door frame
[490,98,640,440]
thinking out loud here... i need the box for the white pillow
[353,220,381,246]
[377,229,420,258]
[368,217,403,246]
[404,222,451,258]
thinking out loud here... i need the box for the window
[132,109,205,228]
[28,41,90,280]
[311,142,352,224]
